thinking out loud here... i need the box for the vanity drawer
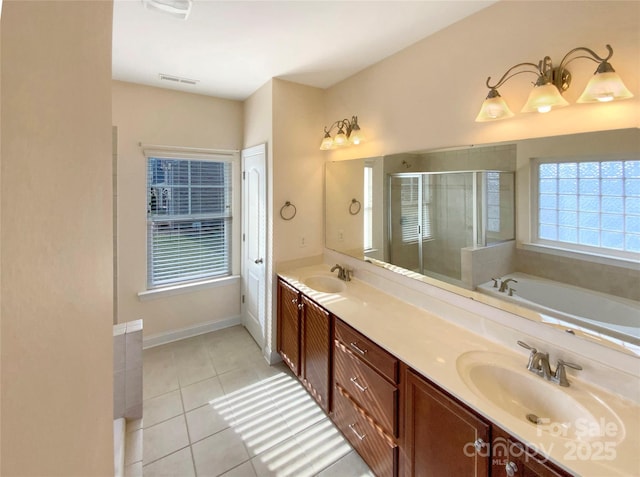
[333,385,398,477]
[335,319,398,383]
[334,340,398,436]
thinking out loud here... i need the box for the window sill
[138,275,241,301]
[519,243,639,270]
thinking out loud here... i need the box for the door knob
[254,258,263,264]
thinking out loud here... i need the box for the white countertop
[278,264,640,477]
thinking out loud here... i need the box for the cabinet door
[277,279,301,376]
[301,295,332,412]
[492,427,573,477]
[404,369,490,477]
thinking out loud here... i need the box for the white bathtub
[477,272,640,346]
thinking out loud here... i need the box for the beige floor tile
[185,401,233,443]
[229,400,294,458]
[142,447,195,477]
[180,376,225,411]
[143,415,190,464]
[219,461,257,477]
[218,367,263,395]
[191,428,250,477]
[292,419,352,474]
[143,390,183,428]
[249,433,315,477]
[175,354,217,387]
[144,359,179,400]
[315,451,375,477]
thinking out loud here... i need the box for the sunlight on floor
[210,370,356,476]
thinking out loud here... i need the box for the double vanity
[276,264,639,477]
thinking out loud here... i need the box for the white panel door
[241,144,267,348]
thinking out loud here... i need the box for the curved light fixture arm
[486,62,540,90]
[559,44,613,70]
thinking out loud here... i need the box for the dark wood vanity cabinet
[277,279,301,375]
[333,319,400,477]
[491,426,573,477]
[404,367,491,477]
[300,294,332,412]
[276,278,332,413]
[276,276,576,477]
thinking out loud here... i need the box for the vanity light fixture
[320,116,363,150]
[475,44,633,122]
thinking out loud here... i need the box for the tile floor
[131,325,375,477]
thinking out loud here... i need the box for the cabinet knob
[291,298,297,304]
[298,303,304,310]
[505,461,518,477]
[473,438,485,452]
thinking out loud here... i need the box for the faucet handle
[517,340,537,354]
[490,277,500,288]
[554,359,582,387]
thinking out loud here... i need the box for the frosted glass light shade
[521,83,569,113]
[577,71,634,103]
[333,131,348,146]
[349,127,364,145]
[475,92,514,122]
[319,135,333,150]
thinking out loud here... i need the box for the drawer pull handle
[349,342,368,355]
[348,423,366,441]
[350,376,368,392]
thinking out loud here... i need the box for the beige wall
[243,79,325,360]
[324,1,639,161]
[112,81,244,338]
[1,1,114,475]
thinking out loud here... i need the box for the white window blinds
[147,156,232,287]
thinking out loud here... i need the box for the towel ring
[280,201,297,221]
[349,198,361,215]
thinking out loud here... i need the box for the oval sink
[457,351,624,443]
[302,275,346,294]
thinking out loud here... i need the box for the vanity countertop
[278,264,640,477]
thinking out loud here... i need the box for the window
[398,175,432,243]
[534,157,640,259]
[486,172,501,233]
[364,165,373,251]
[147,156,232,288]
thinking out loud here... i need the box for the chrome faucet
[331,264,351,281]
[499,278,518,293]
[517,341,582,387]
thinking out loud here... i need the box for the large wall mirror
[325,128,640,355]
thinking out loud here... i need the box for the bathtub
[477,272,640,346]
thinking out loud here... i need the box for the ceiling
[112,0,496,101]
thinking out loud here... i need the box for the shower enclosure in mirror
[326,149,515,288]
[386,171,514,285]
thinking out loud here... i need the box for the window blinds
[147,157,232,287]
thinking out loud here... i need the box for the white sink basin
[302,275,346,294]
[456,351,624,443]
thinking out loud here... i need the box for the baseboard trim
[143,316,242,349]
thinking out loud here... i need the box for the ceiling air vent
[142,0,192,20]
[159,74,199,86]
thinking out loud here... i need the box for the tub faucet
[499,278,518,293]
[331,264,351,281]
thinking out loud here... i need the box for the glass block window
[535,158,640,257]
[486,172,501,233]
